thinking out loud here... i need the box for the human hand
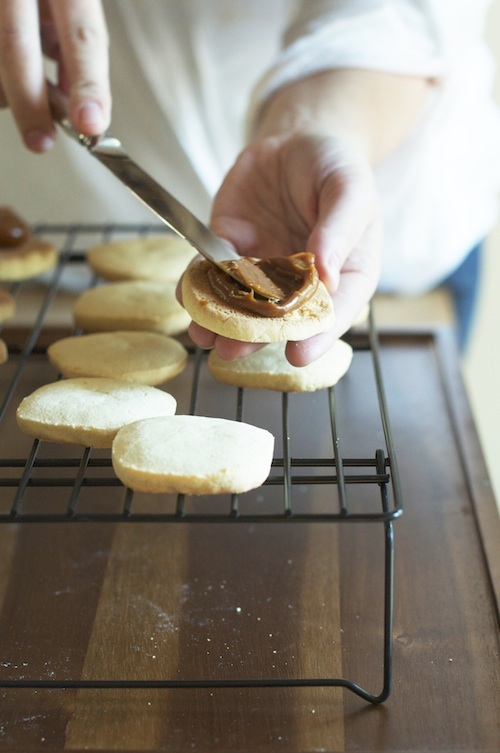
[0,0,110,152]
[185,133,382,366]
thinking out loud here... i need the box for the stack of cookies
[0,206,58,283]
[0,206,59,363]
[182,255,354,393]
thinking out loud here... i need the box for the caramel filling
[205,252,319,318]
[0,207,31,248]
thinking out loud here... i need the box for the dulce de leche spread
[206,252,319,317]
[0,207,31,248]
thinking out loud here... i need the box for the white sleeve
[283,1,443,73]
[246,0,500,294]
[247,0,444,130]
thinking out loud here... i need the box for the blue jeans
[442,243,482,352]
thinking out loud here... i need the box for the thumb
[306,158,380,293]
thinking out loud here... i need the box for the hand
[0,0,110,152]
[185,133,382,366]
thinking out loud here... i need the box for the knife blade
[46,84,253,276]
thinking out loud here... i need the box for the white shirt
[1,0,499,294]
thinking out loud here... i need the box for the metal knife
[47,84,244,273]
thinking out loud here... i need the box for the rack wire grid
[0,223,403,704]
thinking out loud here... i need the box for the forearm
[253,68,433,165]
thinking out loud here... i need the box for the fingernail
[24,129,55,153]
[77,101,104,133]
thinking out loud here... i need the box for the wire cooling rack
[0,223,403,703]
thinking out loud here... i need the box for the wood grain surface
[0,329,498,752]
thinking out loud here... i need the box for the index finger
[48,0,110,135]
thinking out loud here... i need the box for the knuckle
[70,77,106,103]
[68,20,108,50]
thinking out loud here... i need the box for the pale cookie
[86,234,197,283]
[208,339,353,392]
[0,289,15,322]
[181,257,335,343]
[0,236,58,281]
[0,338,7,364]
[16,378,177,449]
[73,280,191,335]
[47,331,188,385]
[112,414,275,495]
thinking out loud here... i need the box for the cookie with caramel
[182,256,335,343]
[0,207,57,281]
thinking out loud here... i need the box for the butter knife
[47,84,244,273]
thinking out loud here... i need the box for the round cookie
[181,257,335,343]
[0,253,13,362]
[0,237,58,281]
[16,378,177,449]
[47,331,188,385]
[0,337,7,365]
[86,234,197,283]
[0,289,15,322]
[112,414,275,495]
[208,339,353,392]
[73,280,191,335]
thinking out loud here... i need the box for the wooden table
[0,324,498,752]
